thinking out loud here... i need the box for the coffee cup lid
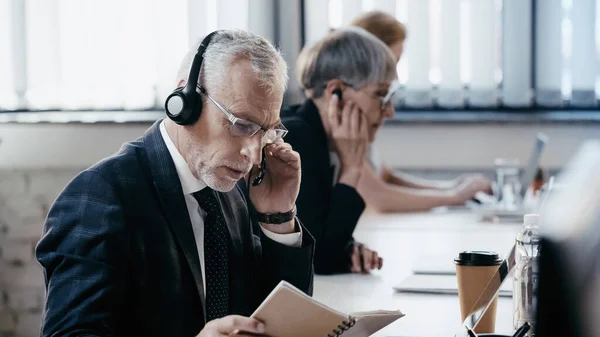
[454,251,503,266]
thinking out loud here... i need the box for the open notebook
[251,281,404,337]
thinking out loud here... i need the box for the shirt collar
[159,120,207,194]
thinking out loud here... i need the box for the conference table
[312,208,524,337]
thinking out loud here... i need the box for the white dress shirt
[159,121,302,294]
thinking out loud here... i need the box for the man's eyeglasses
[198,85,288,144]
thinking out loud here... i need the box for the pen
[512,322,531,337]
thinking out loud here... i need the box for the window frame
[1,0,598,122]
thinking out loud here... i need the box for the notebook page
[344,311,405,337]
[251,281,350,337]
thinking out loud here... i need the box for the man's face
[182,59,283,192]
[343,81,395,142]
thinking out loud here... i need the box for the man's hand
[350,243,383,273]
[452,175,494,204]
[197,315,266,337]
[248,141,301,234]
[328,94,368,188]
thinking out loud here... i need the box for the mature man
[36,29,314,337]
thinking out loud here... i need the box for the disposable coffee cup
[455,251,503,334]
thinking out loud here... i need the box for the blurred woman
[350,11,492,213]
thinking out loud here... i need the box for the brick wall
[0,169,81,337]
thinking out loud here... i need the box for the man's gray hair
[176,29,288,96]
[297,27,397,98]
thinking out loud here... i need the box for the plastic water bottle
[513,214,541,331]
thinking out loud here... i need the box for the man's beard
[198,163,247,192]
[190,153,252,192]
[184,136,252,192]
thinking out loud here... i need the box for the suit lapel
[142,120,206,323]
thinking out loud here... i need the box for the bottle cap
[524,213,541,226]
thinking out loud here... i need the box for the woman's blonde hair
[350,10,407,47]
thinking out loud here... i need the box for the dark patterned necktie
[192,188,229,321]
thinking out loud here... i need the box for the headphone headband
[165,30,221,125]
[181,31,219,99]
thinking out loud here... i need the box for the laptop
[469,132,549,218]
[393,273,513,298]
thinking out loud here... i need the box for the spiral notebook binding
[327,316,357,337]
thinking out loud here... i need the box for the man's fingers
[231,330,266,337]
[271,142,293,151]
[214,315,265,335]
[263,145,301,171]
[272,148,300,165]
[270,144,293,157]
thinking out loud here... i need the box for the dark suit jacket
[35,120,315,337]
[281,99,365,275]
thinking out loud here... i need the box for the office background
[0,0,599,336]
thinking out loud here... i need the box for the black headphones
[165,31,220,125]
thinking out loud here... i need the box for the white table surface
[312,209,524,337]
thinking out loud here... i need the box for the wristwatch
[253,206,297,225]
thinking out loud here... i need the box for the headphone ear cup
[165,87,203,125]
[165,88,188,124]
